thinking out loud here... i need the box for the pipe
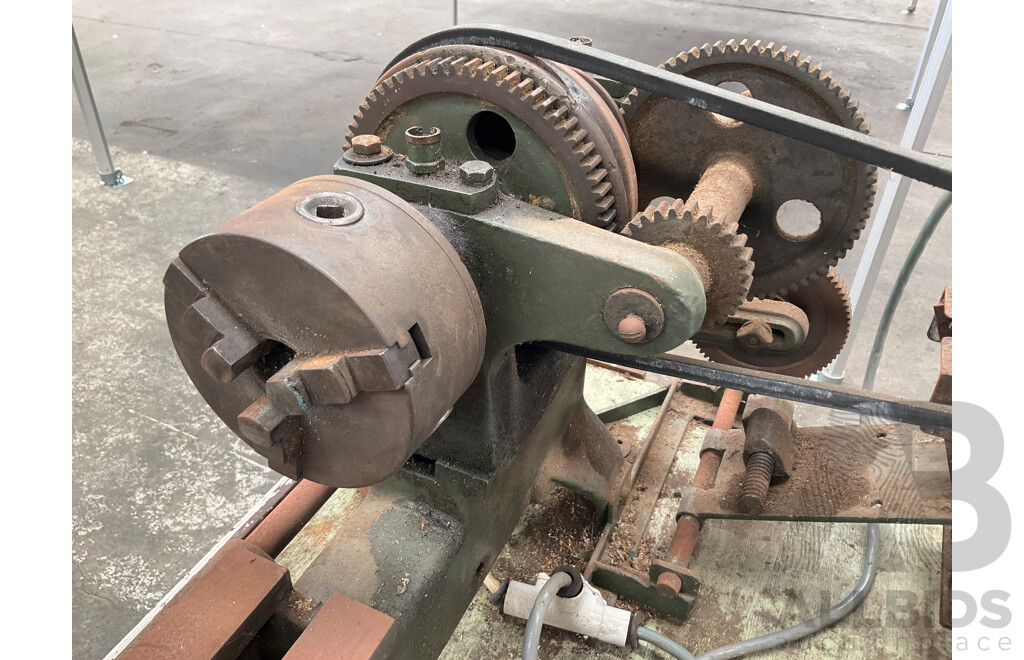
[522,571,573,660]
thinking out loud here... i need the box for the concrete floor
[72,1,950,658]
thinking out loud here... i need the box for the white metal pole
[900,0,949,109]
[72,27,131,188]
[819,1,951,384]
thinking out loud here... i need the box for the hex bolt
[617,314,647,343]
[351,134,382,156]
[738,452,775,514]
[459,160,494,186]
[736,320,773,350]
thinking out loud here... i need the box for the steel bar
[822,2,952,382]
[384,25,951,190]
[691,388,742,491]
[539,342,951,430]
[72,27,131,188]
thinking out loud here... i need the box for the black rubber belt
[540,342,952,430]
[385,24,952,191]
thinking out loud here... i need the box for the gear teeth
[623,198,754,326]
[351,47,624,225]
[619,37,878,300]
[696,268,851,376]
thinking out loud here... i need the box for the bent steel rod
[385,24,951,190]
[540,342,951,430]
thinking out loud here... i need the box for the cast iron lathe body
[148,25,952,659]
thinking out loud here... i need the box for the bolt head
[459,160,494,186]
[617,314,647,343]
[351,134,382,156]
[736,320,773,350]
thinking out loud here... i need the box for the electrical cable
[862,192,952,391]
[697,524,880,659]
[638,626,698,660]
[521,571,572,660]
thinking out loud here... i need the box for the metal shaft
[244,480,336,558]
[692,388,743,491]
[686,158,755,227]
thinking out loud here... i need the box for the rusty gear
[694,269,851,377]
[348,44,636,228]
[622,39,877,298]
[622,199,753,327]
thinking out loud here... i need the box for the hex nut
[459,160,494,186]
[736,320,773,350]
[352,134,382,156]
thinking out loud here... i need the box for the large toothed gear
[622,199,753,327]
[622,39,877,298]
[693,269,852,377]
[348,44,637,228]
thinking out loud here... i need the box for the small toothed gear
[622,38,877,298]
[347,44,636,228]
[622,199,753,327]
[693,269,852,377]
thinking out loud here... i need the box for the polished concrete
[71,1,950,657]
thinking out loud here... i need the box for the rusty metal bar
[245,480,337,558]
[232,477,298,541]
[656,389,743,591]
[691,388,743,491]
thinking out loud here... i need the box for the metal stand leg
[72,26,131,188]
[818,2,951,385]
[899,0,948,109]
